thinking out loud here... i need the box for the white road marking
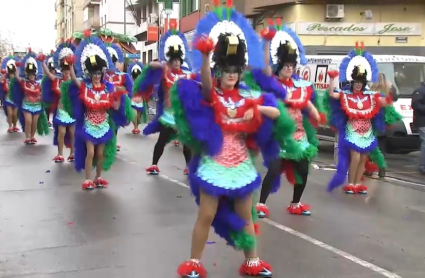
[117,155,403,278]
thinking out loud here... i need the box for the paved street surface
[1,123,425,278]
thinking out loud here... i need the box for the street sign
[157,0,179,10]
[126,53,141,59]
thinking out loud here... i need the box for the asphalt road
[0,125,424,278]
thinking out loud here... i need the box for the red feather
[28,47,32,53]
[50,50,54,54]
[83,29,91,38]
[212,0,220,6]
[276,17,281,26]
[226,0,233,7]
[267,18,274,26]
[360,41,365,50]
[355,41,359,50]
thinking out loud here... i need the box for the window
[83,8,89,21]
[148,2,152,14]
[148,49,153,63]
[378,62,425,97]
[181,0,199,18]
[143,5,147,19]
[143,52,147,65]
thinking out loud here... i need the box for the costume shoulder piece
[105,42,124,65]
[74,30,116,78]
[159,21,192,71]
[20,48,43,79]
[127,60,144,80]
[191,0,264,72]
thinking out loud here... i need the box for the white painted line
[117,155,403,278]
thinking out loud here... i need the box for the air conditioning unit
[326,4,345,19]
[204,4,210,14]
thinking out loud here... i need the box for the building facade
[244,1,425,55]
[55,0,85,45]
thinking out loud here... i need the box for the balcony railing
[83,17,101,30]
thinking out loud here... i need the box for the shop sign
[297,22,422,36]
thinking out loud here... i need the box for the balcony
[83,17,101,30]
[83,0,101,9]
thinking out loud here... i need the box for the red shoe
[12,127,20,132]
[173,140,181,147]
[82,180,94,190]
[353,184,368,194]
[183,168,189,175]
[24,138,32,145]
[177,260,207,278]
[239,258,272,277]
[53,155,65,163]
[256,203,270,218]
[94,177,108,188]
[31,138,37,144]
[287,203,311,216]
[343,184,355,194]
[132,128,140,134]
[7,127,13,133]
[67,155,75,162]
[116,145,121,151]
[146,165,160,175]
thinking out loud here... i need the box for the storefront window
[378,62,425,97]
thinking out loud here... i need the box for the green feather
[274,101,302,157]
[170,82,202,154]
[36,109,50,136]
[123,94,135,123]
[8,77,16,101]
[242,72,261,91]
[60,80,74,118]
[133,65,151,96]
[384,105,402,125]
[369,147,386,169]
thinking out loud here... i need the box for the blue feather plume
[159,29,192,71]
[53,41,76,68]
[20,51,43,79]
[127,61,144,76]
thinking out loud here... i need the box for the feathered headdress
[265,18,307,70]
[192,0,264,72]
[127,60,144,80]
[46,50,56,70]
[105,42,124,64]
[159,20,192,70]
[211,33,246,73]
[339,41,378,83]
[1,55,19,74]
[74,30,115,77]
[20,48,43,78]
[54,38,76,70]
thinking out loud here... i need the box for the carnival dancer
[43,51,56,127]
[134,21,193,175]
[38,38,76,162]
[323,42,401,194]
[127,60,145,133]
[252,20,324,217]
[10,49,49,144]
[62,31,134,190]
[174,1,280,276]
[0,55,20,132]
[104,42,133,151]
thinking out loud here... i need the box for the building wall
[100,0,136,34]
[256,4,425,49]
[55,0,84,45]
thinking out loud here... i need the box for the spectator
[370,73,398,177]
[412,81,425,174]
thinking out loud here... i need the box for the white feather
[58,47,74,60]
[164,35,186,61]
[6,59,16,67]
[346,56,372,82]
[80,43,109,73]
[107,46,118,60]
[208,20,248,68]
[269,30,300,65]
[131,64,142,72]
[26,57,38,73]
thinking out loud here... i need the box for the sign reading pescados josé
[297,22,422,36]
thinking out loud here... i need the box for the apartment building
[55,0,85,45]
[126,0,180,64]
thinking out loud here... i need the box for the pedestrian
[133,22,193,176]
[174,2,280,276]
[323,42,401,194]
[61,31,132,190]
[11,49,50,144]
[38,39,76,163]
[103,41,134,152]
[0,55,20,132]
[254,20,324,218]
[127,60,145,134]
[411,81,425,174]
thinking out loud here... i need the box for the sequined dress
[20,80,43,115]
[2,78,16,107]
[52,78,75,126]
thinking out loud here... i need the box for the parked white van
[298,55,425,154]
